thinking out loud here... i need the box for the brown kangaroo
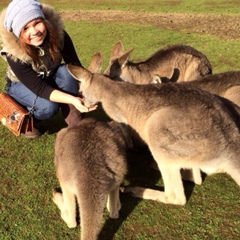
[52,118,127,240]
[66,54,240,206]
[104,41,212,84]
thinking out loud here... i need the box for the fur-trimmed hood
[0,4,64,62]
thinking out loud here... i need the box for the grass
[65,21,240,73]
[0,1,240,239]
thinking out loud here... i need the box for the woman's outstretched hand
[74,97,98,113]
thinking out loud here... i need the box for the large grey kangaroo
[104,41,212,84]
[52,118,127,240]
[67,54,240,206]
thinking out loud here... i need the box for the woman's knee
[53,64,79,94]
[33,101,59,120]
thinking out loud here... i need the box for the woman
[0,0,96,138]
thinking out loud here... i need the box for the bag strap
[29,96,37,116]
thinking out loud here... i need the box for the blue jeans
[7,64,79,120]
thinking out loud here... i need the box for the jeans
[7,64,79,120]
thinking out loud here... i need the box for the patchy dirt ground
[59,10,240,41]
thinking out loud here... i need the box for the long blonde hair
[19,18,61,69]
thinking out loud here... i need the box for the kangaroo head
[109,41,133,67]
[67,64,97,107]
[104,41,125,76]
[67,52,103,83]
[105,53,134,82]
[67,64,93,100]
[104,41,134,79]
[67,53,104,107]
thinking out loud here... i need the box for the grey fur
[181,70,240,106]
[52,118,127,240]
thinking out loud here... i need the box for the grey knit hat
[4,0,45,37]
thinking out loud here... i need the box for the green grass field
[0,1,240,239]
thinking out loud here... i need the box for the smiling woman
[0,0,96,138]
[21,19,47,47]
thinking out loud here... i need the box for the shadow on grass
[35,111,67,135]
[99,147,159,239]
[36,104,110,136]
[98,146,202,239]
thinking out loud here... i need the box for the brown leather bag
[0,92,33,136]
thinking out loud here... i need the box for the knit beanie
[4,0,45,37]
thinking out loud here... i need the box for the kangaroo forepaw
[52,189,63,206]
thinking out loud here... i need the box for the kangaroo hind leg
[106,186,121,219]
[158,164,186,205]
[52,185,77,228]
[122,164,186,205]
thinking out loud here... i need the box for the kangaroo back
[180,70,240,107]
[53,118,127,240]
[104,41,212,84]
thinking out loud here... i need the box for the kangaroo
[67,55,240,206]
[52,118,127,240]
[106,45,240,184]
[151,71,240,182]
[104,41,212,84]
[181,71,240,107]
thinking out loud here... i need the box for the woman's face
[20,18,47,46]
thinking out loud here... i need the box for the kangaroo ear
[67,64,92,83]
[88,52,102,73]
[110,41,124,60]
[118,48,133,68]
